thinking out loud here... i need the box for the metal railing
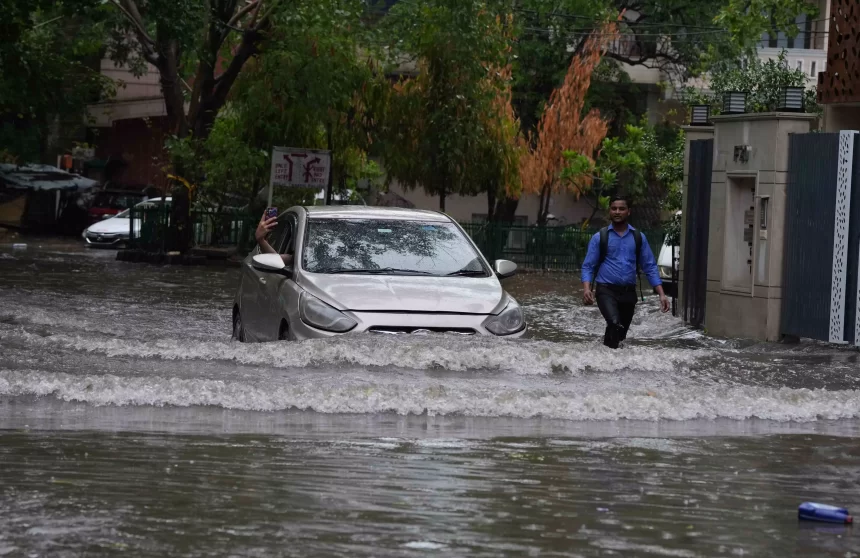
[459,222,666,273]
[127,204,256,253]
[125,205,667,273]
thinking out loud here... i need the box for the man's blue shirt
[581,225,662,287]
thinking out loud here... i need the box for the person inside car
[254,211,294,266]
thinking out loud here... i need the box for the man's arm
[581,233,600,305]
[639,234,670,313]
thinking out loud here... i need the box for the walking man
[581,195,670,349]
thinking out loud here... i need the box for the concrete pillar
[678,125,714,315]
[704,112,818,341]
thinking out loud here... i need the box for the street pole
[325,125,333,206]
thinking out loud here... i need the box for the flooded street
[2,240,860,556]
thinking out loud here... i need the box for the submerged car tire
[232,309,246,342]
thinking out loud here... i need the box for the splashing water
[1,242,859,423]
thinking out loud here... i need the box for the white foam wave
[0,329,709,375]
[1,369,858,422]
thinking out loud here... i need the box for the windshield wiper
[317,268,435,275]
[446,269,488,277]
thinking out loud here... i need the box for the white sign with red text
[270,146,331,189]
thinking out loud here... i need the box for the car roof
[303,205,451,222]
[134,197,172,205]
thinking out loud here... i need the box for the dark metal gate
[782,132,860,343]
[682,139,713,328]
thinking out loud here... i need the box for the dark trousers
[596,283,637,349]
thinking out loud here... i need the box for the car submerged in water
[232,206,526,341]
[81,197,171,248]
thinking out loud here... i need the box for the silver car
[232,206,526,341]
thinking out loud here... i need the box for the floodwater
[1,240,859,557]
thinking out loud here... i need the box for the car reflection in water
[233,206,526,341]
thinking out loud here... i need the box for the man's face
[609,200,630,223]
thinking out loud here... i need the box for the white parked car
[81,197,171,248]
[658,210,682,280]
[232,206,526,342]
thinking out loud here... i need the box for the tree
[380,0,519,212]
[167,0,386,215]
[104,0,385,250]
[517,24,616,226]
[561,123,647,226]
[0,0,113,162]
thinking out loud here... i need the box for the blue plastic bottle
[798,502,853,524]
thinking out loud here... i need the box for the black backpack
[595,226,644,299]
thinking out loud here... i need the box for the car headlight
[483,301,525,336]
[299,292,357,333]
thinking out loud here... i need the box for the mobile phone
[265,207,278,220]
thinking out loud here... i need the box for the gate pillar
[705,112,818,342]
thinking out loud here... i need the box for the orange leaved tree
[519,22,618,226]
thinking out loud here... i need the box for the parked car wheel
[232,309,246,342]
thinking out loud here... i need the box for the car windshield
[303,218,488,276]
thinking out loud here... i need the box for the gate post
[705,112,818,342]
[679,125,715,315]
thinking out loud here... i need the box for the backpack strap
[633,229,642,272]
[633,229,645,301]
[594,226,609,281]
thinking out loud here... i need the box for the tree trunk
[537,184,551,226]
[439,187,446,213]
[493,196,519,224]
[487,186,496,221]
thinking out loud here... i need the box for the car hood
[300,273,506,314]
[86,217,133,234]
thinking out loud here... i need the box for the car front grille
[368,327,476,336]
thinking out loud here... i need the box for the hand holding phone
[265,207,278,220]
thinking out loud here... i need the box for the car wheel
[232,309,246,342]
[278,320,289,341]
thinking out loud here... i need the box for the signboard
[270,147,331,189]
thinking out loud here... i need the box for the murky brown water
[1,239,860,556]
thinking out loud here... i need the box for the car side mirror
[252,253,288,274]
[494,259,517,279]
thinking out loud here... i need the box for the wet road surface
[1,240,859,556]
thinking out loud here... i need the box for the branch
[227,0,261,28]
[111,0,155,47]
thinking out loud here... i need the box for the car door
[258,213,298,340]
[240,218,291,341]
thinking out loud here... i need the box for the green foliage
[561,124,648,223]
[0,0,114,160]
[664,210,681,246]
[164,0,384,211]
[380,0,519,208]
[714,0,818,55]
[683,51,819,115]
[642,122,684,211]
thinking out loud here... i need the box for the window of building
[795,60,803,72]
[810,61,817,77]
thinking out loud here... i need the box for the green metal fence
[125,204,665,272]
[128,203,256,253]
[459,222,666,272]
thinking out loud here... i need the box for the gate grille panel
[782,133,841,341]
[682,139,713,329]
